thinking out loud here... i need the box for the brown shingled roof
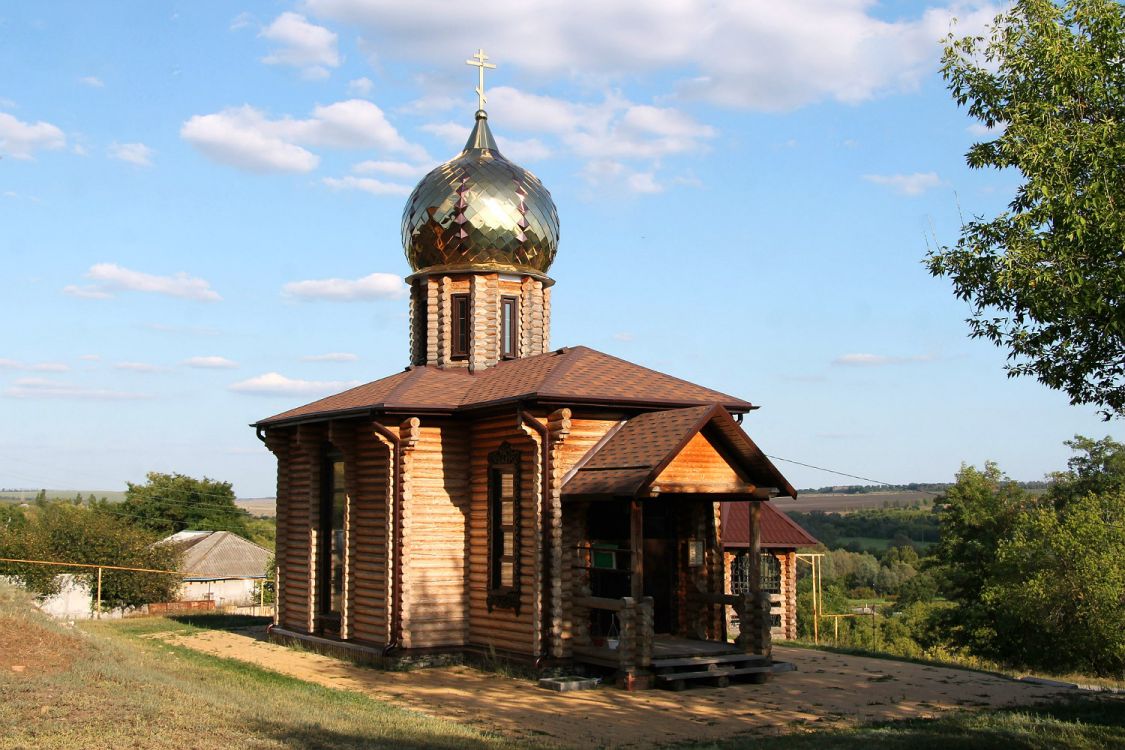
[721,502,819,549]
[256,346,753,426]
[562,404,797,499]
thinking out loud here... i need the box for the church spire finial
[466,48,496,112]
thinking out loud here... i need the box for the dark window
[501,297,519,359]
[413,286,428,364]
[317,450,347,635]
[487,442,521,613]
[731,552,782,596]
[451,293,470,359]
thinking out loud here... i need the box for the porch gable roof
[561,404,797,500]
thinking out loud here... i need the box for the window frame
[486,441,521,614]
[316,446,347,636]
[500,296,519,359]
[451,293,470,360]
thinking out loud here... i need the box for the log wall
[400,419,470,649]
[468,414,540,655]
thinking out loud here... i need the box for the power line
[765,455,944,497]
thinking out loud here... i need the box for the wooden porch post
[630,499,643,599]
[747,501,761,599]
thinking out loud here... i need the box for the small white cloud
[833,353,937,366]
[612,332,634,342]
[0,112,66,160]
[79,76,105,88]
[863,172,943,196]
[108,142,155,167]
[2,191,17,199]
[421,121,470,146]
[967,122,1006,137]
[182,355,238,369]
[114,362,170,373]
[497,137,551,162]
[626,171,663,194]
[180,106,319,174]
[260,12,340,79]
[181,100,426,173]
[347,77,373,96]
[229,11,255,31]
[229,372,361,397]
[301,352,358,362]
[283,272,406,301]
[78,354,101,361]
[66,263,221,302]
[4,377,148,400]
[322,175,411,196]
[0,358,69,372]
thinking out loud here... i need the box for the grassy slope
[0,584,523,750]
[1,581,1121,749]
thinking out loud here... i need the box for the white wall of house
[179,578,260,607]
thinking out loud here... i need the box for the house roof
[162,530,271,581]
[561,404,797,499]
[256,346,754,427]
[721,502,819,549]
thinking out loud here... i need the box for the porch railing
[571,595,654,673]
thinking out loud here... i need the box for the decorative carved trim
[486,441,522,615]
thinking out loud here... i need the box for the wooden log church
[255,51,799,688]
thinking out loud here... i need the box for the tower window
[451,293,470,359]
[501,297,519,359]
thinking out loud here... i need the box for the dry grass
[0,583,528,750]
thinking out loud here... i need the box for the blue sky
[1,1,1118,497]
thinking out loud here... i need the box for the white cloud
[114,361,170,373]
[967,122,1006,137]
[0,358,69,372]
[582,159,669,195]
[180,106,320,173]
[301,352,359,362]
[260,12,340,79]
[78,354,101,362]
[283,272,406,301]
[108,142,155,167]
[79,76,105,88]
[863,172,944,196]
[322,175,411,196]
[229,372,361,397]
[65,263,221,302]
[348,77,374,96]
[181,100,426,173]
[4,377,149,400]
[833,353,937,366]
[230,12,256,31]
[0,112,66,159]
[182,356,238,369]
[612,332,634,342]
[304,0,996,111]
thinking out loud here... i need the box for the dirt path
[165,629,1068,748]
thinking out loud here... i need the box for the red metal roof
[721,502,818,549]
[256,346,754,426]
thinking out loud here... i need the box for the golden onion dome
[401,110,559,277]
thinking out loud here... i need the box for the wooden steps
[652,652,774,690]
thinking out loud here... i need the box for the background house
[162,530,271,608]
[721,503,818,640]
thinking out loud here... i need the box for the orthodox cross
[466,48,496,111]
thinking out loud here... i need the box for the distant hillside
[0,490,277,518]
[796,481,1049,495]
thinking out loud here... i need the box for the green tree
[930,463,1034,655]
[0,503,179,609]
[928,0,1125,418]
[122,472,250,537]
[984,490,1125,677]
[1048,435,1125,507]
